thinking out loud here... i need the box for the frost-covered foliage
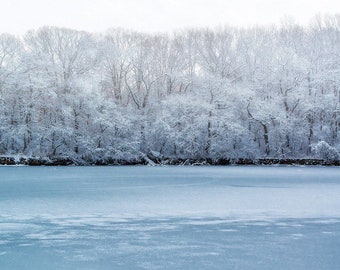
[312,141,339,161]
[0,16,339,162]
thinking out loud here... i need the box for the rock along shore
[0,155,339,166]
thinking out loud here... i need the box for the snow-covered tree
[0,20,339,163]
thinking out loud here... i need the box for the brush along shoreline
[0,155,339,166]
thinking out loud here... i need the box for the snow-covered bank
[0,155,339,166]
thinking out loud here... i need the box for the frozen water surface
[0,166,340,269]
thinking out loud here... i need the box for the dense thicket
[0,15,339,163]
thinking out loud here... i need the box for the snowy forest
[0,15,340,164]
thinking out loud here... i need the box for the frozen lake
[0,166,340,269]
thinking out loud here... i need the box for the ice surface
[0,166,340,269]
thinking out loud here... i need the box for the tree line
[0,15,339,163]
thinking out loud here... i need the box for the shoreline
[0,156,339,166]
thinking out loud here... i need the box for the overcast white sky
[1,0,340,35]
